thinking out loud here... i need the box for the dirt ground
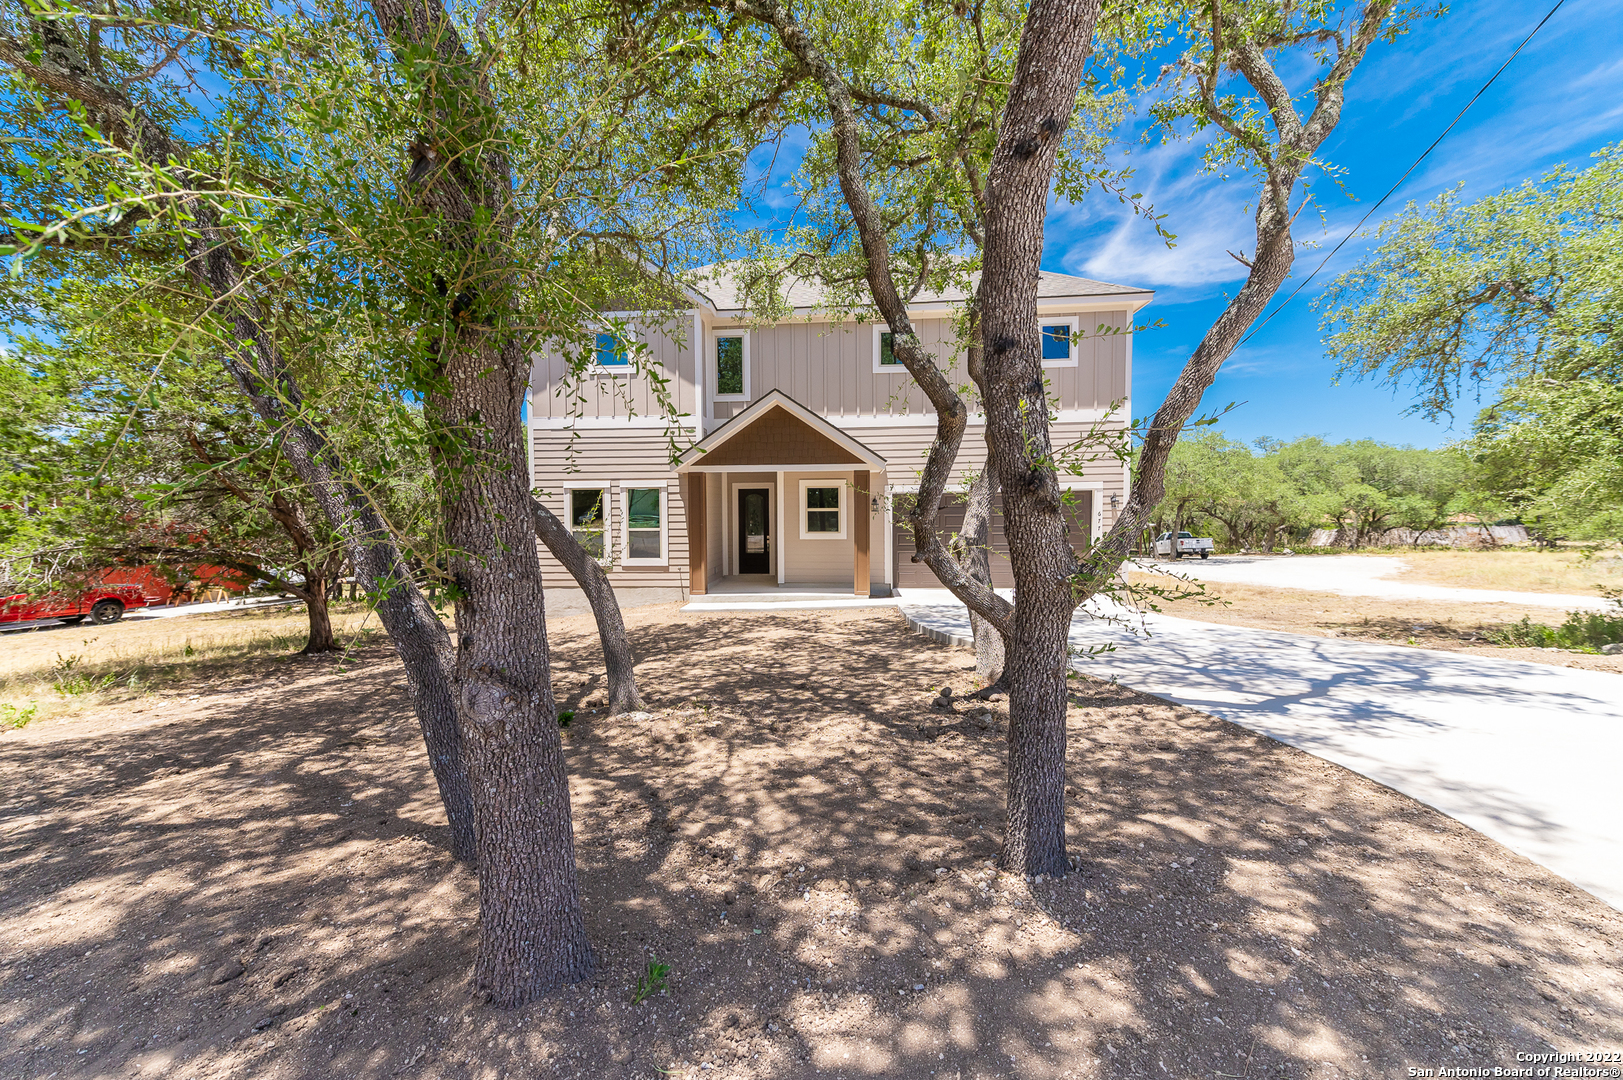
[1127,572,1623,674]
[2,604,1620,1080]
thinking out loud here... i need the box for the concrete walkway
[898,592,1623,912]
[1135,553,1609,611]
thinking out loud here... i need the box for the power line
[1239,0,1567,345]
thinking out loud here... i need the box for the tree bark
[367,0,593,1002]
[301,578,339,653]
[531,497,645,714]
[958,466,1007,691]
[974,0,1103,878]
[3,16,480,865]
[959,327,1008,693]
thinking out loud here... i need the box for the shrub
[1488,594,1623,651]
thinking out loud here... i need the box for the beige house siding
[528,310,700,421]
[777,470,887,589]
[524,275,1146,593]
[527,304,1135,425]
[530,428,689,590]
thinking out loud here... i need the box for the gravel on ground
[2,604,1619,1080]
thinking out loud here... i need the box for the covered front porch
[677,391,888,598]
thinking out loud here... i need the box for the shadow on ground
[1,604,1619,1080]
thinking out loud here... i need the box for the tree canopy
[1321,145,1623,540]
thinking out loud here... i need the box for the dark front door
[737,488,771,574]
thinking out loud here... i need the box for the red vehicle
[0,583,153,627]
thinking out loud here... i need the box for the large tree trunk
[7,18,480,866]
[976,0,1103,878]
[531,498,645,714]
[443,344,594,1003]
[367,0,593,1002]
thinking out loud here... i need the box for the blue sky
[742,0,1623,449]
[1054,0,1623,449]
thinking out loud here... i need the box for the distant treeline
[1152,433,1542,551]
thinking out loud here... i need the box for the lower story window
[801,481,845,538]
[570,488,607,558]
[625,486,665,563]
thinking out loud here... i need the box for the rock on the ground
[210,960,245,985]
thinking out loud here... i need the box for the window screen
[878,332,901,365]
[595,331,630,368]
[570,489,606,558]
[1041,324,1072,361]
[716,336,744,395]
[806,486,841,533]
[627,488,662,560]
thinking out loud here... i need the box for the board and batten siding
[709,317,963,423]
[706,306,1132,423]
[530,428,688,590]
[525,304,1134,426]
[528,311,700,421]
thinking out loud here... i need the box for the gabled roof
[676,390,887,471]
[685,264,1153,317]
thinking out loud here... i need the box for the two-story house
[527,267,1152,599]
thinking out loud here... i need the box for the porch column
[853,469,870,597]
[687,473,707,595]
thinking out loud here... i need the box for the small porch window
[800,480,846,539]
[623,485,667,565]
[569,488,608,559]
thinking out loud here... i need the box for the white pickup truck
[1154,531,1214,560]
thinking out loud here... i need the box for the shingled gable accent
[677,390,885,470]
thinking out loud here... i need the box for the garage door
[892,490,1093,591]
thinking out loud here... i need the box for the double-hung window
[872,325,905,373]
[799,480,846,539]
[568,487,608,559]
[622,485,667,565]
[1038,315,1080,368]
[714,332,749,400]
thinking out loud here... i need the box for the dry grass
[1361,548,1623,595]
[0,602,389,727]
[1126,573,1623,672]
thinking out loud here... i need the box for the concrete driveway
[1136,553,1609,611]
[899,592,1623,912]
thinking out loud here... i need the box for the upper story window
[800,480,846,539]
[594,329,632,372]
[713,332,749,400]
[872,326,904,373]
[1039,316,1080,368]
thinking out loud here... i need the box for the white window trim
[872,324,906,375]
[588,313,639,376]
[1039,315,1081,369]
[561,482,613,565]
[799,478,847,540]
[711,330,751,402]
[620,482,669,567]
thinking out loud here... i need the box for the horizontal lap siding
[531,430,688,589]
